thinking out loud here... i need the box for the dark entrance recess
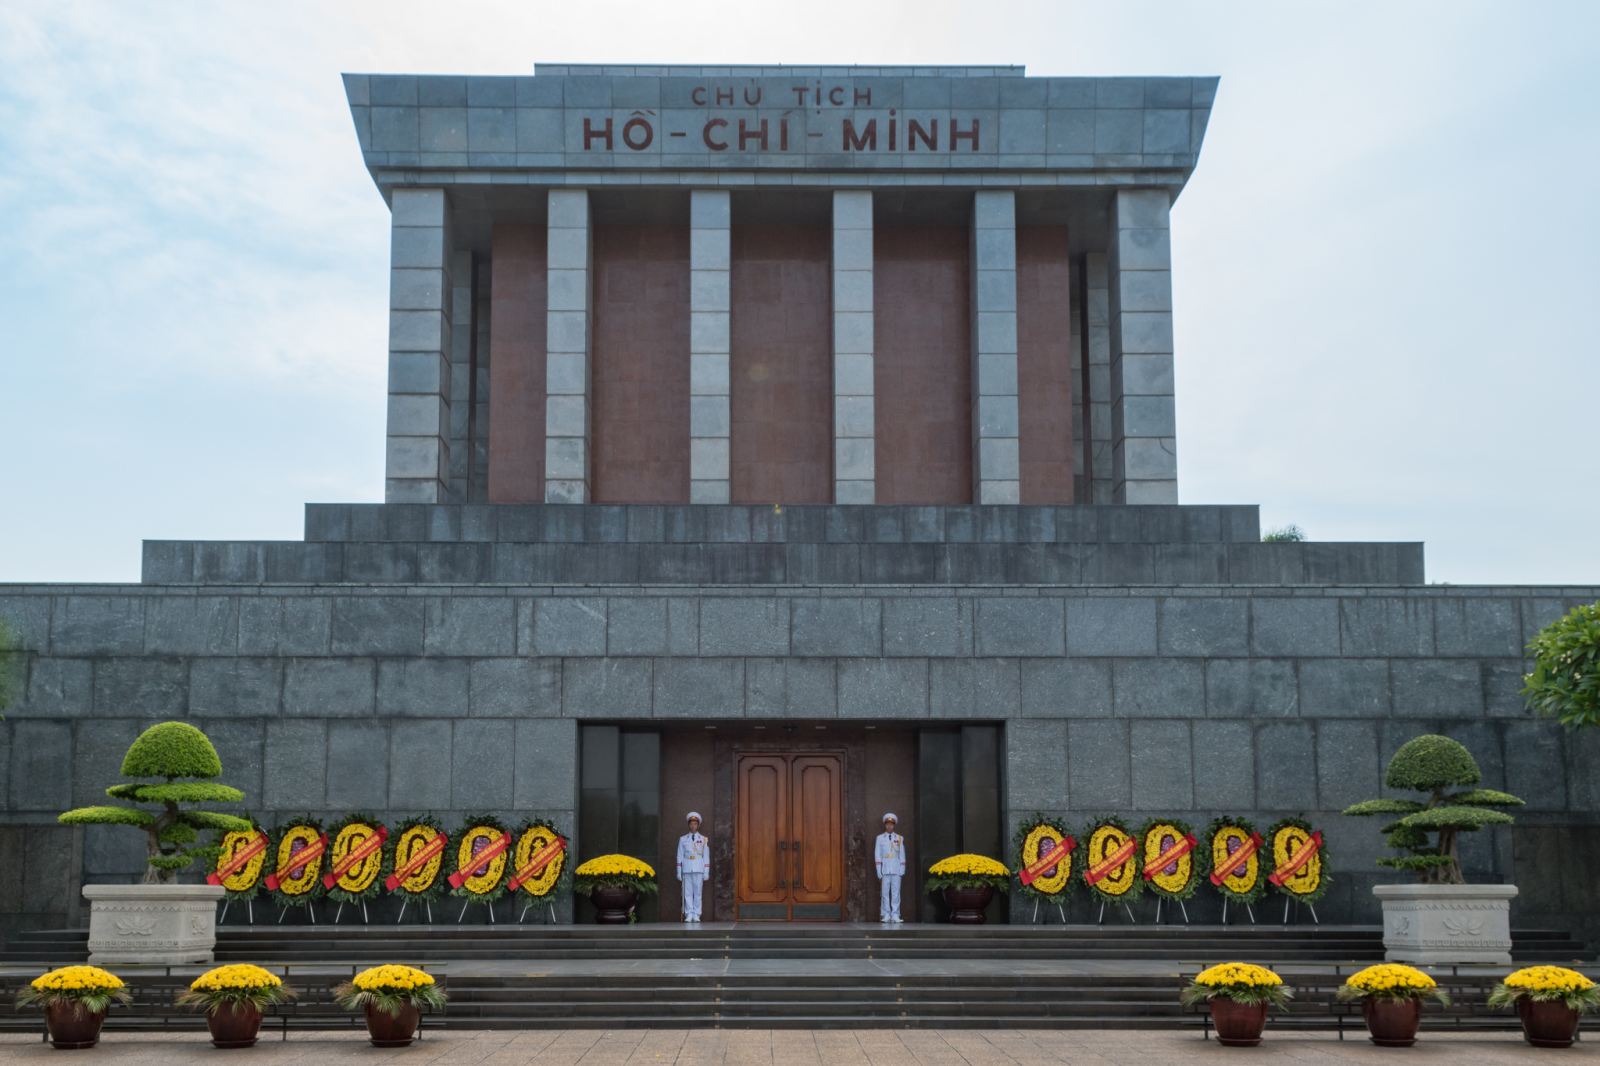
[581,722,1003,923]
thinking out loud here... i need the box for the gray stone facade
[3,503,1598,933]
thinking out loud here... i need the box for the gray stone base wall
[3,580,1597,936]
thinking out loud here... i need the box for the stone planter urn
[1362,997,1422,1047]
[82,883,225,965]
[1208,999,1268,1046]
[206,1002,264,1049]
[364,1002,421,1048]
[45,1002,106,1050]
[590,885,639,924]
[941,885,994,924]
[1373,883,1517,965]
[1516,998,1581,1048]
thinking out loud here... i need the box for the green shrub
[1343,735,1522,885]
[1262,524,1306,543]
[59,722,251,884]
[1523,602,1600,728]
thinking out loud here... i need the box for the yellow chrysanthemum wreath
[449,815,513,902]
[1082,817,1141,902]
[323,814,388,905]
[1266,816,1329,904]
[1139,818,1201,901]
[1013,815,1075,900]
[265,819,326,906]
[1206,817,1266,905]
[209,821,270,901]
[508,820,569,899]
[383,816,449,902]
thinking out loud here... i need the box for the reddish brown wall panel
[729,224,832,504]
[592,224,691,503]
[873,225,972,504]
[1016,225,1076,504]
[487,224,547,503]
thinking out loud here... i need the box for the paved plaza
[0,1030,1591,1064]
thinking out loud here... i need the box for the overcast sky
[1,0,1596,585]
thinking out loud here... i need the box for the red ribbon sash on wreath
[206,831,268,886]
[264,833,328,891]
[1142,834,1197,880]
[506,836,569,891]
[1267,831,1324,887]
[1018,836,1076,887]
[1084,837,1136,886]
[321,826,390,889]
[447,831,510,889]
[384,833,449,891]
[1208,832,1264,886]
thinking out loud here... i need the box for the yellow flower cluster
[929,854,1010,876]
[575,854,655,878]
[31,966,124,993]
[1194,963,1283,989]
[190,964,282,993]
[352,965,436,993]
[1344,964,1436,995]
[1503,966,1597,994]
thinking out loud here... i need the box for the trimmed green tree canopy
[1523,602,1600,728]
[1345,734,1522,885]
[60,721,250,884]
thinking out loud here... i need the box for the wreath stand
[1220,898,1256,925]
[1152,897,1191,925]
[217,899,256,925]
[1096,898,1137,924]
[1028,896,1067,924]
[458,897,499,923]
[519,896,559,924]
[395,897,436,924]
[276,902,316,924]
[1280,896,1319,925]
[331,899,372,924]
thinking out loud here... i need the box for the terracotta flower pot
[590,884,639,924]
[1362,996,1422,1047]
[1517,997,1581,1048]
[1208,997,1269,1047]
[206,1001,264,1049]
[44,1001,106,1050]
[363,1002,421,1048]
[942,885,994,924]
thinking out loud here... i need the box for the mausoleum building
[2,64,1596,933]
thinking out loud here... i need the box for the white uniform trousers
[879,873,901,921]
[681,872,704,921]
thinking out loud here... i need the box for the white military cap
[686,811,702,822]
[882,812,897,823]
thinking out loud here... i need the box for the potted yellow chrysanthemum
[1487,966,1600,1048]
[1180,962,1292,1046]
[926,854,1010,924]
[334,964,447,1048]
[15,965,131,1049]
[1335,963,1449,1046]
[574,854,658,923]
[176,963,294,1048]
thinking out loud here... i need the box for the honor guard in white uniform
[676,812,710,922]
[874,813,906,923]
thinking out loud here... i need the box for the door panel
[736,756,788,904]
[736,753,843,920]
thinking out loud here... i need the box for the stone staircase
[1,924,1588,1030]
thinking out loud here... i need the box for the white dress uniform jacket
[874,831,906,876]
[676,832,710,876]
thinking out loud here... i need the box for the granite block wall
[3,579,1597,934]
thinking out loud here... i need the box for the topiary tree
[1343,734,1523,885]
[59,722,252,884]
[1523,602,1600,729]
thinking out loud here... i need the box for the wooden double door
[734,753,844,920]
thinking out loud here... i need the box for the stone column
[1084,253,1113,503]
[544,189,592,504]
[831,191,875,504]
[689,190,731,504]
[970,191,1021,504]
[1108,189,1177,503]
[385,188,453,503]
